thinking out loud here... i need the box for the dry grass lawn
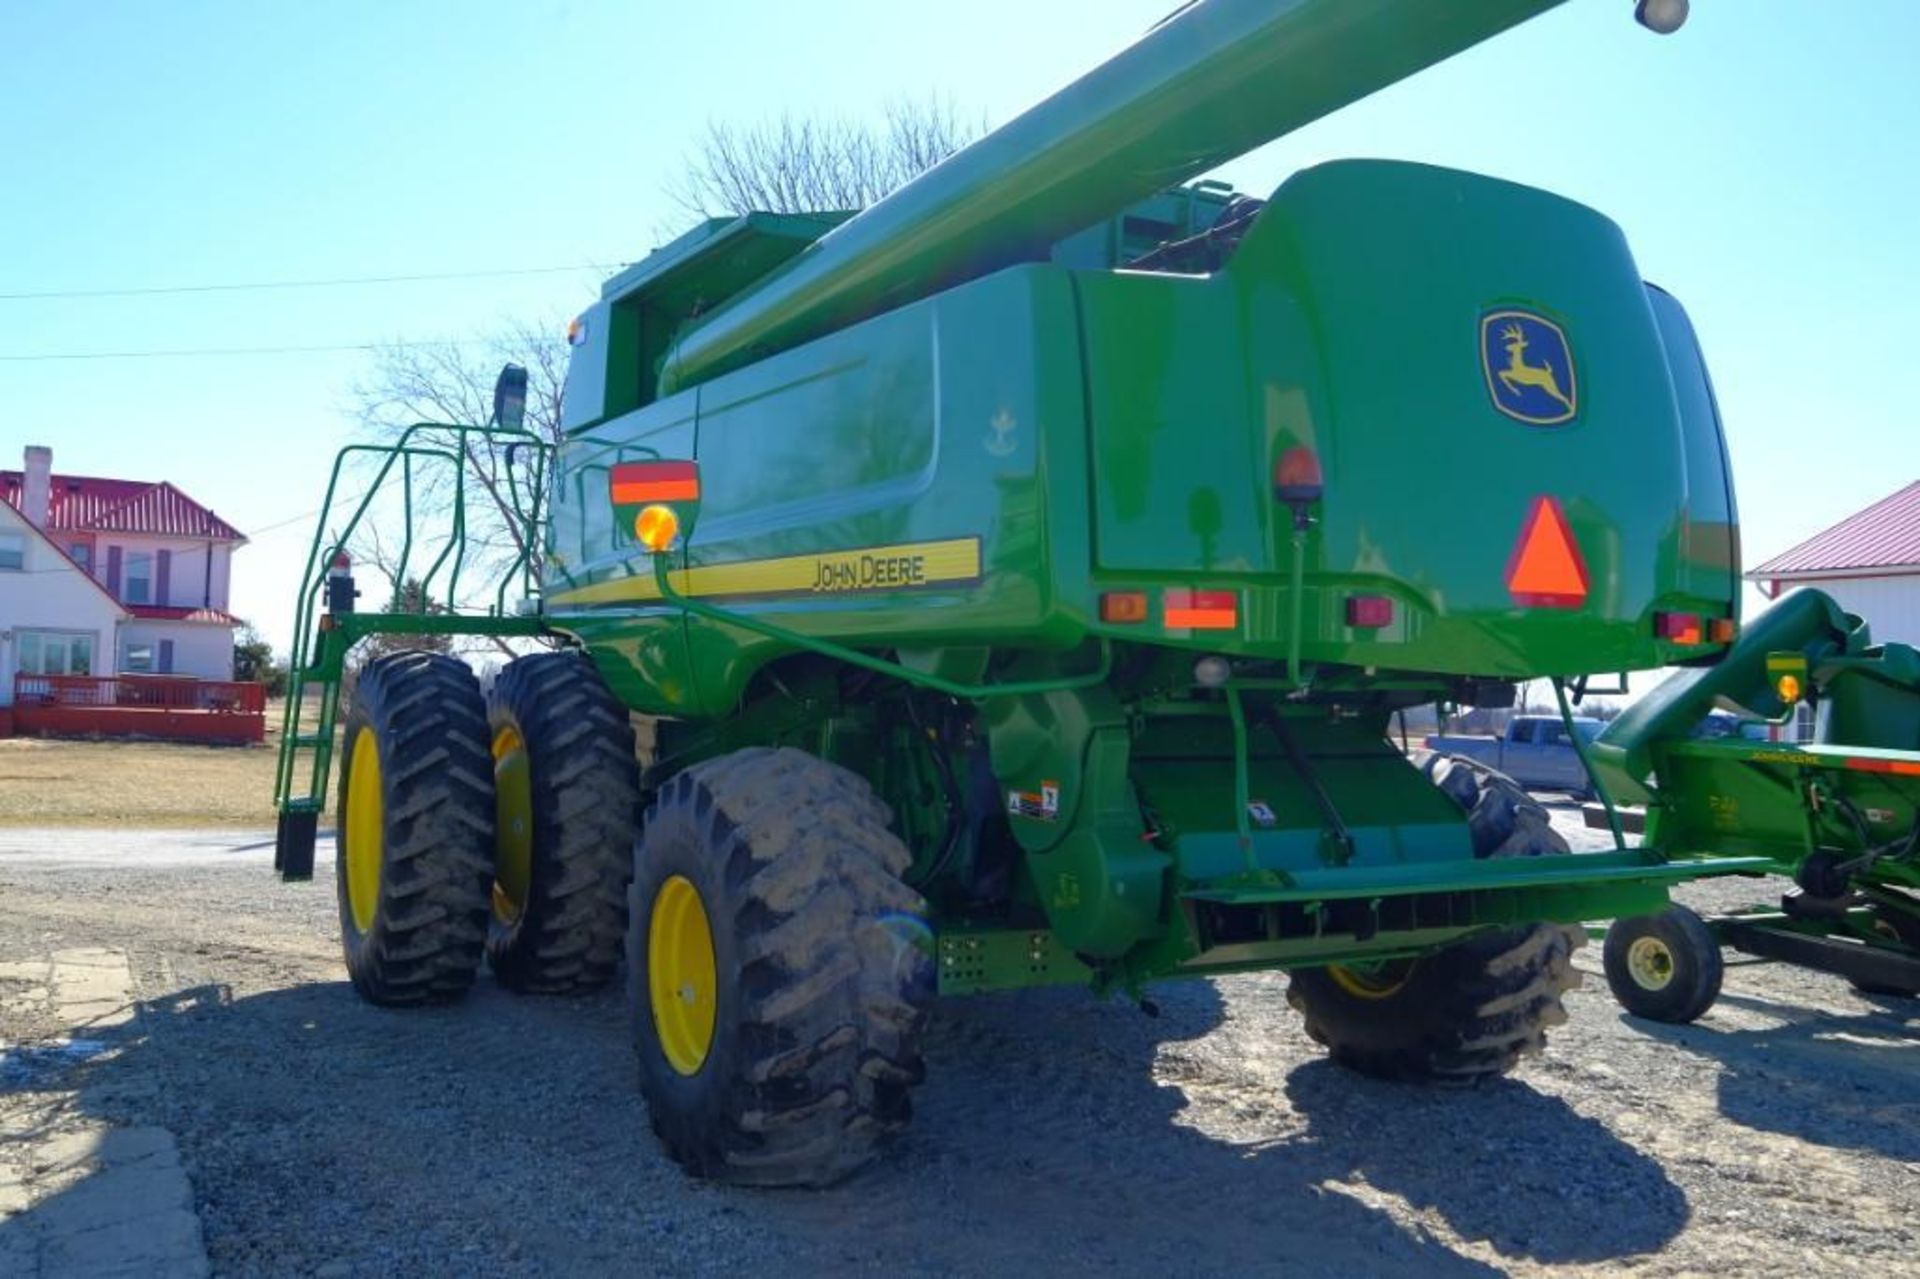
[0,701,335,828]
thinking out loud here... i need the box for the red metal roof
[0,496,129,614]
[126,605,242,626]
[0,471,245,543]
[1748,480,1920,579]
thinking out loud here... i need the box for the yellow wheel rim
[1627,935,1676,991]
[1328,960,1413,1001]
[648,875,717,1076]
[343,726,384,933]
[491,724,533,926]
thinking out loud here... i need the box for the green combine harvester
[267,0,1916,1186]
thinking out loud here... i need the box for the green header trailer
[270,0,1820,1186]
[1591,590,1920,1019]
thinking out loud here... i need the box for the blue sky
[3,1,1915,656]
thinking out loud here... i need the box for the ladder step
[292,734,330,748]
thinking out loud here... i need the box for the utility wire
[0,262,625,302]
[0,338,491,363]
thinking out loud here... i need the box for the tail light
[1654,611,1703,645]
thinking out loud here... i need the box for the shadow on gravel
[9,968,1687,1275]
[1281,1061,1688,1264]
[1621,993,1920,1165]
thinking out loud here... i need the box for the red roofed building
[1748,479,1920,646]
[1,444,248,692]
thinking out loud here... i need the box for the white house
[1748,479,1920,646]
[0,444,248,698]
[0,497,129,706]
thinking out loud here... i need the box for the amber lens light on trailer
[1709,617,1737,644]
[1100,591,1150,623]
[1775,674,1802,704]
[1654,611,1703,645]
[1165,588,1238,630]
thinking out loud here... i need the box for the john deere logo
[1481,309,1577,426]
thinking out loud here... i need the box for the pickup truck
[1425,714,1603,797]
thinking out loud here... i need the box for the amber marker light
[1100,591,1150,623]
[635,504,681,553]
[1775,673,1801,705]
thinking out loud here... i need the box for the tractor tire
[1286,753,1585,1082]
[1603,904,1725,1023]
[336,651,495,1006]
[485,650,640,993]
[1851,905,1920,999]
[628,747,933,1187]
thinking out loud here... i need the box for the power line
[0,338,491,363]
[0,262,625,302]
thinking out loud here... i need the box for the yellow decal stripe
[550,537,981,607]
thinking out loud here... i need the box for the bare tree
[667,96,985,221]
[345,319,566,622]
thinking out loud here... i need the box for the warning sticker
[1007,780,1061,822]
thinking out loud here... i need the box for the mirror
[492,363,529,430]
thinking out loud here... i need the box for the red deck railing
[13,674,266,713]
[9,674,267,744]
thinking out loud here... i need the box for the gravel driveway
[1,810,1915,1276]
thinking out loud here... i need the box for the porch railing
[12,673,267,714]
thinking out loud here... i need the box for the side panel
[680,266,1088,713]
[549,265,1091,718]
[1646,284,1741,617]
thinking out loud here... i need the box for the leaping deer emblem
[1496,322,1574,414]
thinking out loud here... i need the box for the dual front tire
[335,650,636,1004]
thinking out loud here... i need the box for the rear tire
[629,747,933,1187]
[336,652,494,1006]
[1603,905,1724,1023]
[1287,753,1584,1082]
[485,650,639,993]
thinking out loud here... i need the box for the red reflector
[1844,756,1920,777]
[1165,588,1238,630]
[1709,617,1737,644]
[1655,611,1703,645]
[610,460,699,505]
[1345,594,1393,628]
[1273,447,1324,504]
[1100,591,1149,624]
[1505,496,1589,609]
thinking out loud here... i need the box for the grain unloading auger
[1590,589,1920,1019]
[275,0,1772,1185]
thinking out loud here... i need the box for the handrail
[274,421,552,812]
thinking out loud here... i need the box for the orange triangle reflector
[1506,496,1589,609]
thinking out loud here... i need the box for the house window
[124,551,152,604]
[124,643,155,674]
[17,630,95,676]
[0,532,23,571]
[1792,701,1818,744]
[69,543,91,571]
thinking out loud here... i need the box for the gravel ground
[1,809,1916,1277]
